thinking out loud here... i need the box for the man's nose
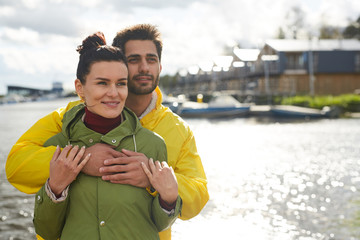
[139,59,150,73]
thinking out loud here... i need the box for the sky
[0,0,360,95]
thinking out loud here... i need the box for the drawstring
[132,134,137,152]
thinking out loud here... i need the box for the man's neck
[125,92,153,117]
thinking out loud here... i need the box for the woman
[33,32,182,240]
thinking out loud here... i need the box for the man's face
[124,40,162,95]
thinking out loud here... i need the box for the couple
[6,24,209,240]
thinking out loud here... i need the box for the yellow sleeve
[5,100,81,194]
[174,132,209,220]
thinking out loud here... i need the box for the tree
[159,74,177,91]
[343,16,360,39]
[285,6,305,39]
[276,27,286,39]
[319,25,341,39]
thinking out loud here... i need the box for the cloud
[0,4,80,36]
[1,0,360,95]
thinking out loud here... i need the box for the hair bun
[76,31,106,55]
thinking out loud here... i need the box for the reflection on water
[1,100,360,240]
[172,117,360,240]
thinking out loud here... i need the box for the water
[1,99,360,240]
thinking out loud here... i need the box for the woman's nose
[107,85,118,96]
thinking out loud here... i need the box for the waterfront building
[174,39,360,102]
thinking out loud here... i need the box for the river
[1,98,360,240]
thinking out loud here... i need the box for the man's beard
[128,74,160,95]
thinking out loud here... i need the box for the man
[6,24,209,240]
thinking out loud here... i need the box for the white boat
[176,95,250,118]
[270,105,336,118]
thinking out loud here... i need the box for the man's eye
[127,58,137,63]
[97,82,107,85]
[148,58,157,63]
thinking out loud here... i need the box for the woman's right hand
[48,145,91,196]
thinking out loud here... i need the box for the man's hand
[100,149,151,188]
[82,143,125,176]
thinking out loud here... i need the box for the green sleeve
[151,195,182,231]
[33,185,69,240]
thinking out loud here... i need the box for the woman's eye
[117,82,127,86]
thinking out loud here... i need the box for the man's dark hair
[112,24,163,61]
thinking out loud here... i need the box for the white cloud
[0,6,15,16]
[2,27,39,44]
[0,0,360,95]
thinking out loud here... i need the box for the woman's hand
[141,159,178,205]
[48,145,91,196]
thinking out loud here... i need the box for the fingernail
[88,153,91,157]
[82,146,86,149]
[99,167,103,172]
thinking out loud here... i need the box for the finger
[67,145,79,161]
[58,145,72,160]
[102,172,129,181]
[141,162,153,180]
[77,153,91,170]
[51,145,61,162]
[154,160,162,169]
[100,164,128,174]
[161,161,169,168]
[121,149,144,157]
[148,158,156,173]
[73,146,86,165]
[104,157,134,166]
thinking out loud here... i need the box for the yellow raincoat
[6,87,209,240]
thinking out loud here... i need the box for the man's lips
[135,75,153,81]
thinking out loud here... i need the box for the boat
[270,105,337,118]
[176,95,250,118]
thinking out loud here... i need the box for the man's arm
[173,132,209,220]
[5,101,80,194]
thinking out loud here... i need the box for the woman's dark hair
[76,31,127,84]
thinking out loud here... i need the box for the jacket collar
[61,104,142,148]
[139,86,165,129]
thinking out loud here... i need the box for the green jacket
[33,104,182,240]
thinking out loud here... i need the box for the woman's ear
[75,79,84,99]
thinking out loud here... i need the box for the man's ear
[74,79,84,99]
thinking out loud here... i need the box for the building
[174,39,360,101]
[7,85,51,98]
[250,39,360,96]
[175,48,260,98]
[6,82,64,101]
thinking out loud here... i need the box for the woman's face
[75,61,128,119]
